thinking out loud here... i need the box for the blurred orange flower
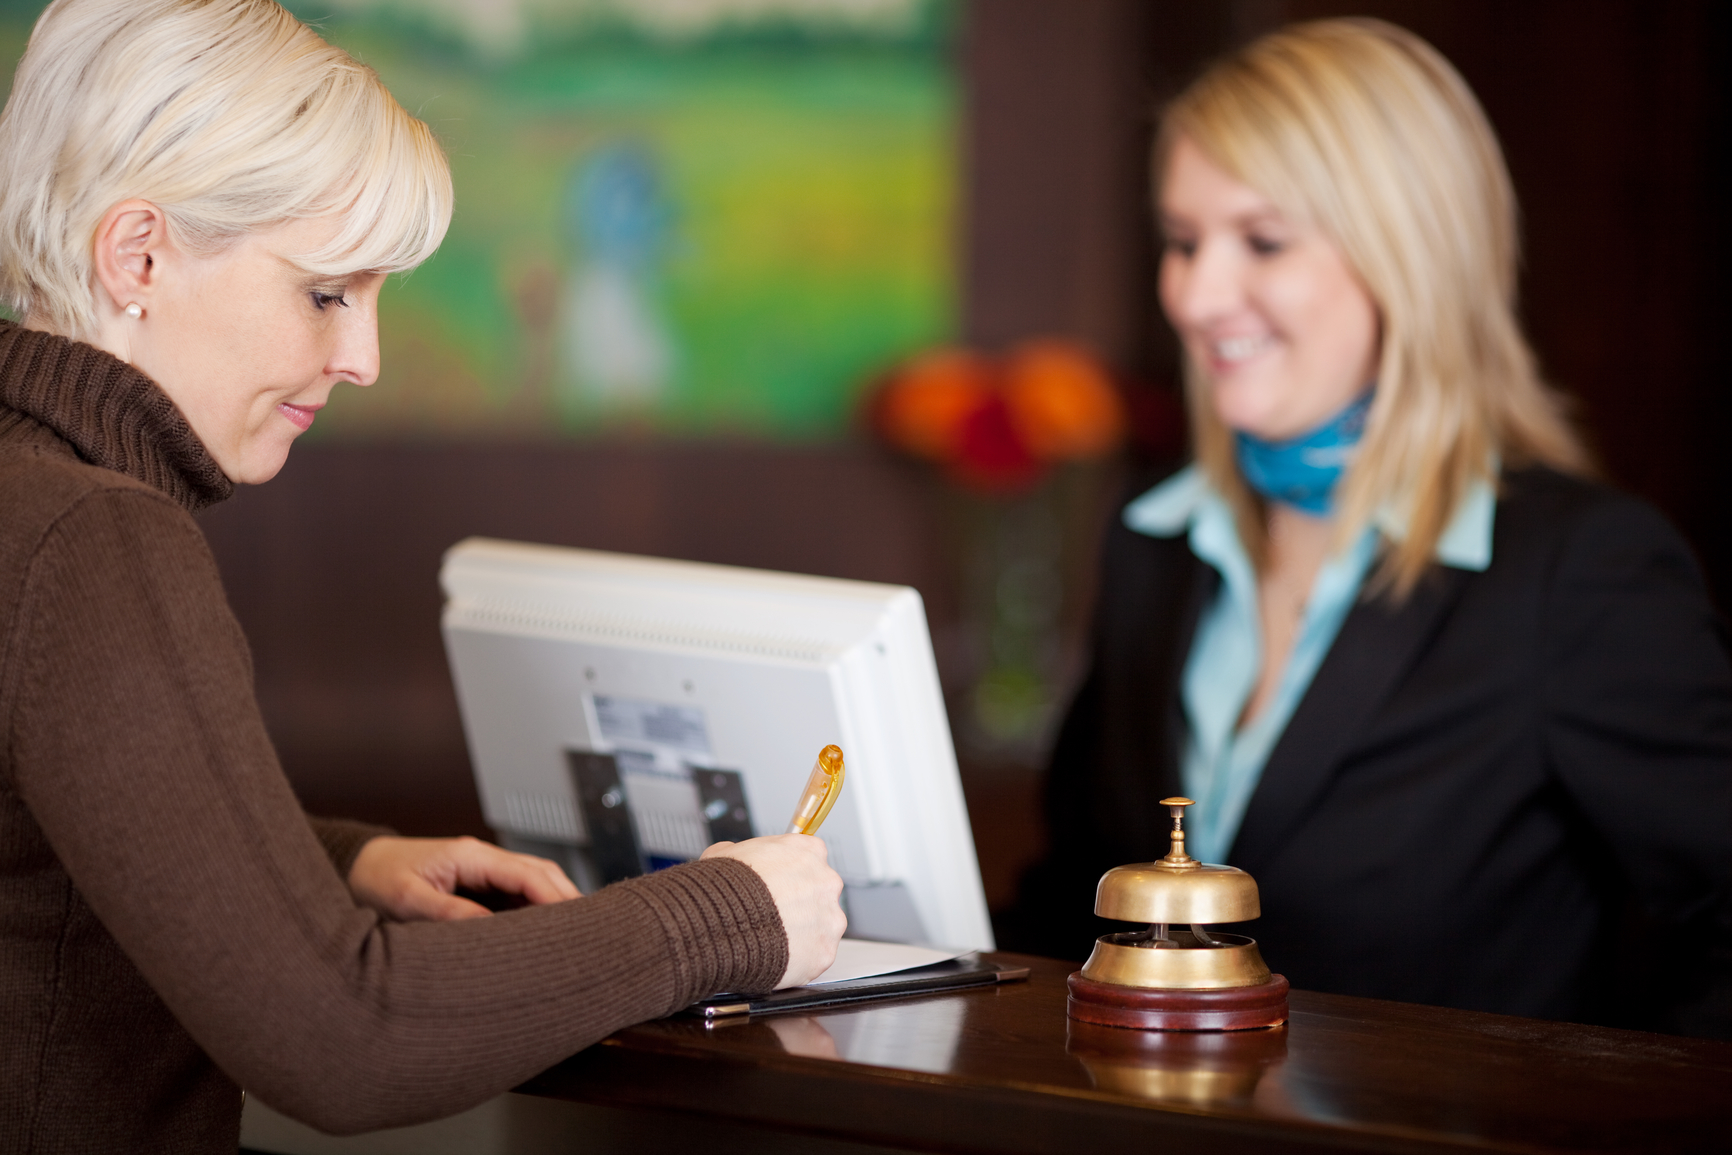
[871,348,994,461]
[1002,340,1126,460]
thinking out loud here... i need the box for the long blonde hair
[1158,18,1592,596]
[0,0,454,339]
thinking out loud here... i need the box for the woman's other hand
[347,835,580,922]
[702,834,846,988]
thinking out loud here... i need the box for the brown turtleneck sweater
[0,322,788,1153]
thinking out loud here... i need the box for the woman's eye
[1162,237,1197,259]
[310,291,349,311]
[1247,235,1286,257]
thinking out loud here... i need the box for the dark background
[200,0,1732,919]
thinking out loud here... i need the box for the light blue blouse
[1122,466,1497,864]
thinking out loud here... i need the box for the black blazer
[1003,468,1732,1033]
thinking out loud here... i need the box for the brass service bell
[1066,798,1289,1031]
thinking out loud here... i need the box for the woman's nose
[331,308,381,388]
[1167,237,1246,328]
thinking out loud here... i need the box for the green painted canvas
[0,0,958,439]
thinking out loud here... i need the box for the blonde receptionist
[1006,19,1732,1036]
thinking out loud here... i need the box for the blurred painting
[305,0,960,440]
[0,0,959,439]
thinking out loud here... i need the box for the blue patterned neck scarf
[1234,390,1373,516]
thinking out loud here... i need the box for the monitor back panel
[439,539,993,950]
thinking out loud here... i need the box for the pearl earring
[124,303,143,319]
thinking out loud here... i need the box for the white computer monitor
[438,538,995,952]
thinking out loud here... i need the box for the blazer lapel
[1158,552,1220,793]
[1228,565,1472,876]
[1095,532,1217,856]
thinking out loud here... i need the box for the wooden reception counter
[516,953,1732,1155]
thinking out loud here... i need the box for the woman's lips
[277,401,322,431]
[1203,332,1276,375]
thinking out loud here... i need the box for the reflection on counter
[1065,1020,1287,1107]
[523,958,1732,1153]
[714,995,969,1076]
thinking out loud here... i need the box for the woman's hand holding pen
[349,825,847,989]
[702,834,846,988]
[348,835,581,921]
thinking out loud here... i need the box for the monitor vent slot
[498,791,711,860]
[451,598,832,663]
[502,791,581,842]
[633,809,710,860]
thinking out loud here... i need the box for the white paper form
[808,938,966,985]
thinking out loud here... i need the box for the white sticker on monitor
[589,694,714,778]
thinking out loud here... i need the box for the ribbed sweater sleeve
[304,816,393,879]
[6,486,788,1134]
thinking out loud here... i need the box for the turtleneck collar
[0,321,233,513]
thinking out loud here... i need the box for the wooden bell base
[1067,972,1290,1032]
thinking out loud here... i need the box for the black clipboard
[685,953,1030,1019]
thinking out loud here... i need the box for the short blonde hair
[0,0,454,338]
[1158,18,1592,596]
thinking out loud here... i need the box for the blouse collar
[1124,463,1495,573]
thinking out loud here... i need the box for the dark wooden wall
[202,0,1732,914]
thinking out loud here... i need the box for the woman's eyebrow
[287,265,350,291]
[1231,207,1289,230]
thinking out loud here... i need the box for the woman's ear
[90,200,171,319]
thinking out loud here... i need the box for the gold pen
[786,744,845,835]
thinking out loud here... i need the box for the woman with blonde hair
[0,1,844,1149]
[1008,18,1732,1033]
